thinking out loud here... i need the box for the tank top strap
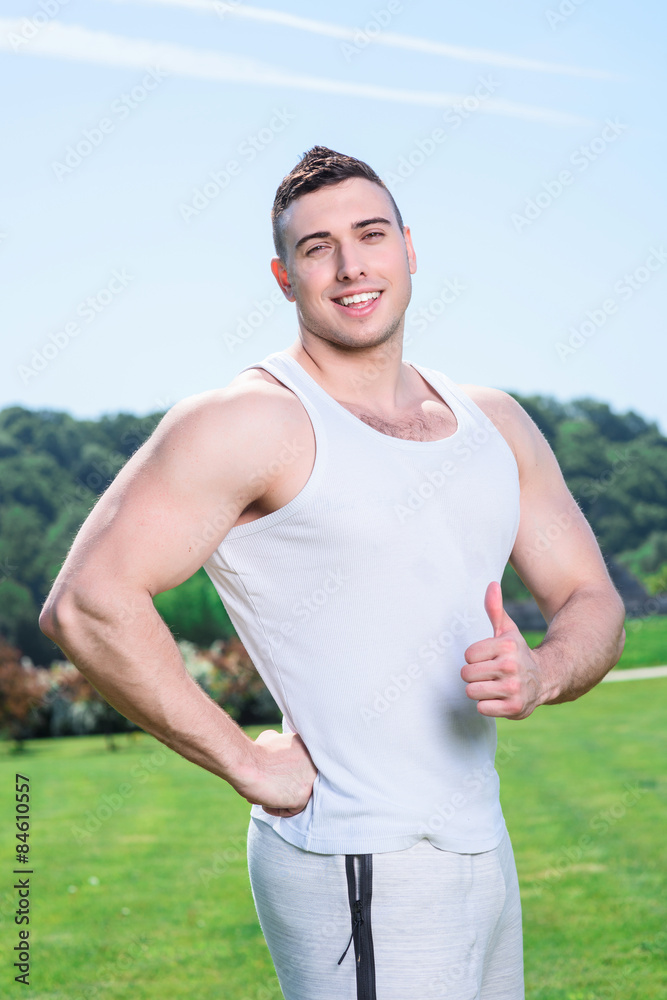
[238,351,330,444]
[238,351,303,396]
[242,351,346,415]
[406,361,504,439]
[247,351,484,440]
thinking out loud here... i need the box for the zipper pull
[337,900,363,965]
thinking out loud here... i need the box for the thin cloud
[0,20,593,125]
[108,0,617,80]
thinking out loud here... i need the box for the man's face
[271,177,417,351]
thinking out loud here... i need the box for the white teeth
[337,291,381,306]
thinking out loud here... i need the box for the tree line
[1,393,666,670]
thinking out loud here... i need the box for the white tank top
[204,350,521,854]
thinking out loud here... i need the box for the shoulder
[156,367,309,438]
[456,383,551,474]
[138,367,313,472]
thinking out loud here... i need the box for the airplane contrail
[0,20,594,126]
[106,0,617,80]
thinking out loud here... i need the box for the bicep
[48,391,275,606]
[70,444,240,598]
[507,408,611,625]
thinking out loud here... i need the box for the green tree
[153,568,235,647]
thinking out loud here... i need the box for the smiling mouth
[332,291,382,308]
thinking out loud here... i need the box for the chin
[305,318,403,352]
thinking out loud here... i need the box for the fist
[245,729,318,817]
[461,581,541,719]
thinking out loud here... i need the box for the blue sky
[1,0,665,431]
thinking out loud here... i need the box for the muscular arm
[39,380,316,814]
[462,388,626,718]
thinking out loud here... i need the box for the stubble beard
[301,314,403,354]
[295,288,411,357]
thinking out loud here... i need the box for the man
[41,146,625,1000]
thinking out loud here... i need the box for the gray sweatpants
[247,816,524,999]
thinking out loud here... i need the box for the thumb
[254,728,281,746]
[484,581,515,637]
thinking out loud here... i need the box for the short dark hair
[271,145,404,262]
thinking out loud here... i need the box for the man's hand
[236,729,318,818]
[461,581,543,720]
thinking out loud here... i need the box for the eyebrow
[294,217,393,252]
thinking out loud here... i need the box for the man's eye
[306,244,327,255]
[363,230,384,239]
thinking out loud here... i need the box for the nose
[336,242,366,283]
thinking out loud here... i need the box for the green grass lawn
[496,679,667,999]
[1,678,665,999]
[522,612,667,669]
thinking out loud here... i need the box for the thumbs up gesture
[461,581,541,720]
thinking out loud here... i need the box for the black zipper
[358,854,377,1000]
[338,854,377,999]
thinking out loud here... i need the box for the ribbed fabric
[204,350,520,854]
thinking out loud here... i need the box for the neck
[284,333,412,412]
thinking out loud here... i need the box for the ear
[271,257,296,302]
[403,226,417,275]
